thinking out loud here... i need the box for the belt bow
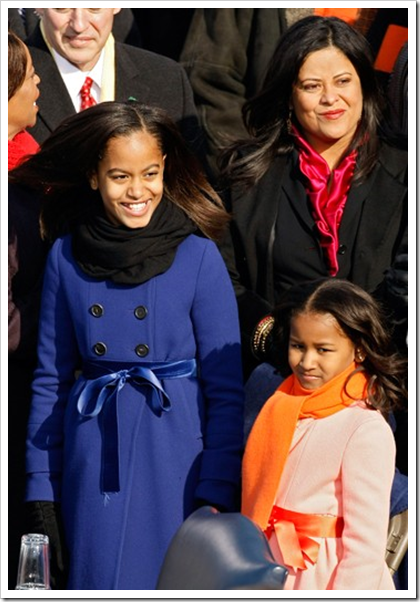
[264,506,344,571]
[76,359,197,494]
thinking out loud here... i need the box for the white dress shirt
[51,48,105,112]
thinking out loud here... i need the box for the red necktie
[80,76,97,111]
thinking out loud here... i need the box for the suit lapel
[231,156,288,300]
[35,61,76,133]
[27,29,76,133]
[281,158,313,231]
[233,156,287,242]
[115,43,151,103]
[338,169,376,236]
[25,9,41,38]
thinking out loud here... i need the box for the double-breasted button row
[92,342,150,357]
[89,304,148,319]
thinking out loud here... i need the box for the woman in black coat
[219,16,407,380]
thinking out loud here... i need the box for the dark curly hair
[271,278,407,416]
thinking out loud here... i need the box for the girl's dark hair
[272,278,407,415]
[221,16,384,188]
[9,101,230,242]
[8,30,28,100]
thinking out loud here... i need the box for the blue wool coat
[25,234,244,590]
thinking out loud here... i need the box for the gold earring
[355,349,365,363]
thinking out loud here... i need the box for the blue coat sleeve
[25,239,80,502]
[191,241,245,511]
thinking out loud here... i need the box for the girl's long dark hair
[221,16,385,188]
[9,101,230,242]
[272,278,407,416]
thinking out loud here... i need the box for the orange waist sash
[265,506,344,571]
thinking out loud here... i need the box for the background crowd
[8,7,409,592]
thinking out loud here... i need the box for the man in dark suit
[8,8,143,47]
[25,8,201,151]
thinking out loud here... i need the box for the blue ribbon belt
[76,359,197,494]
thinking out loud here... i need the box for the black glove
[24,501,69,590]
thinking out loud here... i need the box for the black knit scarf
[72,197,197,285]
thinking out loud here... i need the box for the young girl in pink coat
[242,278,407,590]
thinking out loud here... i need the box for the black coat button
[135,344,149,358]
[338,245,347,255]
[93,342,107,356]
[134,305,148,320]
[90,304,104,318]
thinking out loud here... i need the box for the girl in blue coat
[10,102,244,590]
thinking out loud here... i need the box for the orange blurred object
[314,8,360,24]
[374,24,408,73]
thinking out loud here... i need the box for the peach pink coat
[268,402,396,590]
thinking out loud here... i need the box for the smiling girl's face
[288,310,357,390]
[89,130,166,229]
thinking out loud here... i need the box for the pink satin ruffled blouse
[293,126,357,276]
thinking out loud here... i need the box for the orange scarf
[241,362,369,529]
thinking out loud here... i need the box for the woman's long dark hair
[221,16,385,188]
[9,101,230,242]
[272,278,407,416]
[8,30,28,100]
